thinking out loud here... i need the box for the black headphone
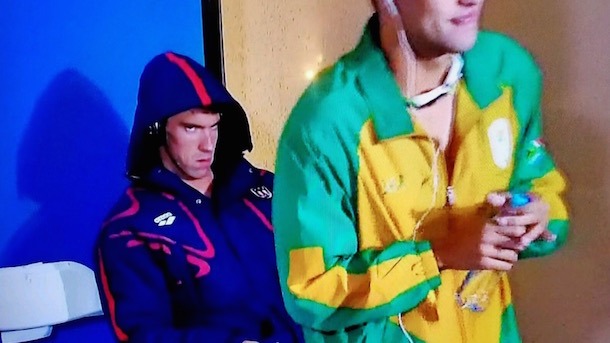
[148,119,190,177]
[147,120,166,146]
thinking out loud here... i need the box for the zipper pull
[446,186,456,206]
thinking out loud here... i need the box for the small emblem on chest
[526,138,546,165]
[383,175,404,194]
[250,185,272,199]
[154,212,176,226]
[487,118,513,169]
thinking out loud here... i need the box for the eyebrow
[180,119,220,128]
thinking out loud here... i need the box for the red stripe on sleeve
[98,250,129,341]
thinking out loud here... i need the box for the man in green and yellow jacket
[273,0,569,342]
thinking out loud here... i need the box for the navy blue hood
[126,52,252,180]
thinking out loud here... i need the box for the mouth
[450,10,481,26]
[196,158,212,164]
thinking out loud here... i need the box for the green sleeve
[273,83,441,332]
[508,63,569,259]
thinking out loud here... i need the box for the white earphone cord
[381,2,442,342]
[398,139,440,342]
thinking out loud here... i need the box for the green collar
[345,16,506,141]
[345,15,415,141]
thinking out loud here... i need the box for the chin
[455,39,477,52]
[459,28,480,50]
[446,34,479,53]
[183,169,213,181]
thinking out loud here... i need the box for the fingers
[493,234,525,251]
[479,244,518,271]
[503,195,547,214]
[480,256,514,271]
[484,225,526,252]
[493,196,551,248]
[539,229,557,242]
[481,244,518,262]
[520,222,550,246]
[490,224,526,238]
[495,213,539,226]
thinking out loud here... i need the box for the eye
[185,126,197,132]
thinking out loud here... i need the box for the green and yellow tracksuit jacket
[273,16,569,343]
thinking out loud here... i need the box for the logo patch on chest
[487,118,513,169]
[154,212,176,226]
[250,185,272,199]
[383,175,405,194]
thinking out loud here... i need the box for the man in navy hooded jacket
[97,52,303,343]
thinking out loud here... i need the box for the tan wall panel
[222,0,373,170]
[483,1,610,342]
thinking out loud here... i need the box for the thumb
[540,229,557,242]
[486,191,511,208]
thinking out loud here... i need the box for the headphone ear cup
[148,121,166,146]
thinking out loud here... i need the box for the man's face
[163,108,220,181]
[396,0,485,57]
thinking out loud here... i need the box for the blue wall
[0,1,205,341]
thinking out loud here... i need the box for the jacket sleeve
[509,69,570,259]
[97,230,261,343]
[272,92,441,333]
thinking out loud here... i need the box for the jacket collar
[347,15,505,141]
[346,15,415,141]
[141,159,259,209]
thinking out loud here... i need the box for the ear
[372,0,418,98]
[373,0,405,51]
[372,0,401,21]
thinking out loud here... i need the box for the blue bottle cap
[510,193,531,207]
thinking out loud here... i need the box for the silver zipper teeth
[446,186,455,206]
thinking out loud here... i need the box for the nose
[198,132,215,151]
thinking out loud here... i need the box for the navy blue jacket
[98,160,303,342]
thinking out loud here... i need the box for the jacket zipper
[436,138,468,343]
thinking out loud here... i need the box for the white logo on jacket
[250,186,272,199]
[487,118,513,169]
[154,212,176,226]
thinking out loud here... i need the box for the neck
[160,147,214,197]
[412,54,454,95]
[378,20,454,98]
[386,50,454,98]
[183,177,213,197]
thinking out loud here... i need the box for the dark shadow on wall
[1,69,128,342]
[484,1,610,342]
